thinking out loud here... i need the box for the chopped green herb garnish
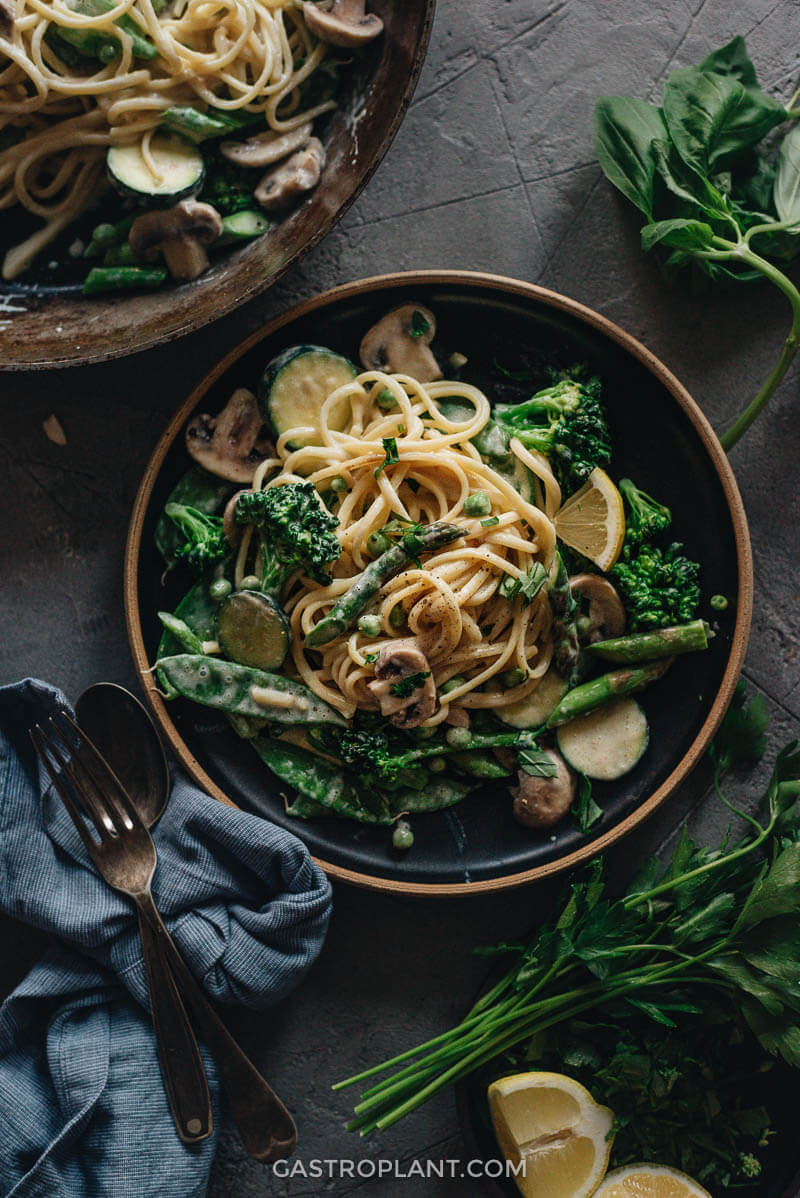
[410,310,430,338]
[481,516,500,527]
[572,772,602,832]
[374,437,399,478]
[389,670,431,699]
[518,749,557,778]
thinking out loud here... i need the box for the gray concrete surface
[2,1,800,1194]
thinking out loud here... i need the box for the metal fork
[31,712,298,1162]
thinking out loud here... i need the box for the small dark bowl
[0,1,435,370]
[124,270,752,896]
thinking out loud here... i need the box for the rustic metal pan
[0,1,435,370]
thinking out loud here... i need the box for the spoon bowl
[76,682,170,827]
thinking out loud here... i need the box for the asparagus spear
[586,619,711,664]
[305,522,463,647]
[549,552,581,686]
[546,659,672,728]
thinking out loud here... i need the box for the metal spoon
[75,682,299,1161]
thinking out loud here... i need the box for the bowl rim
[0,0,436,372]
[124,268,753,897]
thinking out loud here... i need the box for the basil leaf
[593,95,668,217]
[518,749,558,778]
[652,139,728,220]
[572,773,602,833]
[774,123,800,224]
[663,65,786,174]
[641,218,715,253]
[699,36,759,88]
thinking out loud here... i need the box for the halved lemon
[487,1071,614,1198]
[554,468,626,571]
[594,1165,712,1198]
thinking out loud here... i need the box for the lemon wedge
[594,1165,712,1198]
[488,1071,614,1198]
[554,468,626,571]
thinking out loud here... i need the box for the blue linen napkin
[0,678,333,1198]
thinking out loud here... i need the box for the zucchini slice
[216,590,290,670]
[556,697,648,780]
[496,668,568,729]
[258,345,357,448]
[107,133,204,202]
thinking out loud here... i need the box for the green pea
[440,674,467,696]
[464,490,491,517]
[367,530,393,558]
[209,578,232,603]
[500,667,526,689]
[445,726,472,749]
[330,475,348,493]
[392,819,414,851]
[240,574,261,591]
[389,605,407,629]
[358,613,382,637]
[98,40,120,62]
[92,222,117,247]
[429,756,447,773]
[710,594,729,611]
[375,387,398,411]
[413,725,437,741]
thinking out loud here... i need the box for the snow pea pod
[157,612,206,655]
[155,467,234,570]
[157,581,218,658]
[391,776,475,813]
[450,750,512,779]
[156,654,345,726]
[252,737,392,824]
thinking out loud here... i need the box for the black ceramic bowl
[125,271,752,896]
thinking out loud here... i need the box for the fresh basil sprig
[594,37,800,450]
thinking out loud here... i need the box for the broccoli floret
[619,477,672,545]
[492,376,611,495]
[165,502,228,573]
[610,541,701,630]
[235,482,341,595]
[199,149,255,216]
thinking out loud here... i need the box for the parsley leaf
[572,773,603,833]
[389,670,431,698]
[709,680,768,774]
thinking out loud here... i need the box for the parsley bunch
[336,687,800,1151]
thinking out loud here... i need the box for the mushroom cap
[569,572,626,641]
[359,303,442,382]
[302,0,383,47]
[220,121,312,169]
[185,388,274,483]
[511,748,576,829]
[368,639,437,728]
[254,138,325,212]
[129,199,222,259]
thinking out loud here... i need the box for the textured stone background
[2,0,800,1194]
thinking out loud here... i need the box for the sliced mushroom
[129,200,222,283]
[223,489,248,546]
[302,0,383,47]
[367,639,437,729]
[511,748,576,829]
[254,138,325,212]
[569,573,626,642]
[185,388,274,483]
[360,304,442,382]
[220,121,312,169]
[0,0,15,35]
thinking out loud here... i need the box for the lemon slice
[554,468,626,571]
[594,1165,712,1198]
[488,1071,614,1198]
